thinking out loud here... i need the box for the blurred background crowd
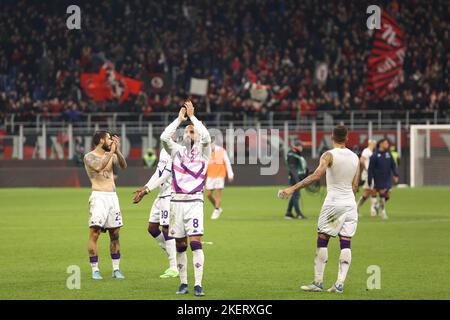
[0,0,448,123]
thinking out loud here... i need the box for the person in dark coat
[368,138,399,219]
[285,141,308,219]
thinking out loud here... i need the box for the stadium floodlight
[410,124,450,187]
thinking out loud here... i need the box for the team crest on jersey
[181,147,200,162]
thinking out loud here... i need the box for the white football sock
[380,197,386,211]
[370,196,378,208]
[90,262,99,273]
[177,251,188,284]
[337,248,352,285]
[314,247,328,284]
[192,249,205,287]
[154,232,166,251]
[90,256,99,272]
[165,239,177,270]
[112,258,120,271]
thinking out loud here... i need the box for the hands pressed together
[178,100,195,122]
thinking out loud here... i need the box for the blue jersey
[368,150,398,189]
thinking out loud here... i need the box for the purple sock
[340,239,351,249]
[89,256,98,263]
[317,237,329,248]
[190,241,202,251]
[111,253,120,260]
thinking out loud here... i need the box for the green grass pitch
[1,186,450,300]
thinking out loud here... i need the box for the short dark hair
[332,125,348,144]
[93,130,111,146]
[377,138,389,148]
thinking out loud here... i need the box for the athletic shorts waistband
[172,192,203,195]
[171,199,204,203]
[171,192,203,202]
[91,191,117,196]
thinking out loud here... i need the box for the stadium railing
[2,109,448,134]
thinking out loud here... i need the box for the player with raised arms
[132,146,178,279]
[278,125,359,293]
[83,131,127,280]
[160,100,211,297]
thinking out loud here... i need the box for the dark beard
[102,143,111,152]
[182,137,195,151]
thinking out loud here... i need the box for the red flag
[80,63,142,103]
[366,11,405,100]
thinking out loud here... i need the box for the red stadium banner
[366,11,405,100]
[80,63,142,103]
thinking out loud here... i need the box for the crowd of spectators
[0,0,448,124]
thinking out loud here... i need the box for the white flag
[189,78,209,96]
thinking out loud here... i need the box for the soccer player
[83,131,127,280]
[284,140,308,220]
[160,100,211,297]
[278,125,359,293]
[132,147,178,279]
[206,138,234,220]
[357,139,378,216]
[367,138,399,219]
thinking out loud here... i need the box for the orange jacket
[207,145,234,179]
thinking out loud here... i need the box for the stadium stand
[0,0,448,125]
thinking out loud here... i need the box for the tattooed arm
[113,150,127,169]
[84,152,115,173]
[111,135,127,169]
[278,152,333,199]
